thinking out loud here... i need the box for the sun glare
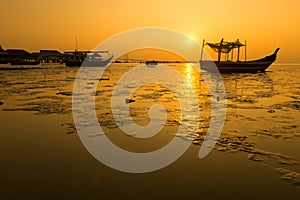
[187,35,197,42]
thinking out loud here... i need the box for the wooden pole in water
[237,39,240,62]
[75,36,78,52]
[200,39,205,61]
[245,40,247,62]
[218,38,223,62]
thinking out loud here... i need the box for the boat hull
[200,60,273,73]
[65,61,83,67]
[65,59,112,67]
[65,55,113,67]
[200,48,279,73]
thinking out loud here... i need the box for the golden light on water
[182,63,201,100]
[185,63,194,83]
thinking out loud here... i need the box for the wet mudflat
[0,63,299,199]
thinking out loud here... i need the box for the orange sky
[0,0,299,63]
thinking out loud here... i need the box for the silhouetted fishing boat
[145,60,158,66]
[64,51,113,67]
[64,51,87,67]
[83,51,113,67]
[200,39,280,73]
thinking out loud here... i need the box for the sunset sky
[1,0,299,63]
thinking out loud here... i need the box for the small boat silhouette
[64,50,113,67]
[145,60,158,66]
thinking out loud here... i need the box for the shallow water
[0,63,299,199]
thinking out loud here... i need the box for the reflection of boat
[64,51,113,67]
[145,60,158,66]
[222,72,274,99]
[200,39,280,73]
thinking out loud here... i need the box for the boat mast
[75,36,78,52]
[200,39,205,61]
[218,38,223,62]
[244,40,247,62]
[237,39,240,62]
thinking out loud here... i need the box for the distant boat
[145,60,158,66]
[200,39,280,73]
[83,51,113,67]
[64,51,113,67]
[64,51,86,67]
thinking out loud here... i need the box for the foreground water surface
[0,63,299,199]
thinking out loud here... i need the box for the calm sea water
[0,63,299,199]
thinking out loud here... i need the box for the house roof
[5,49,30,55]
[40,50,62,55]
[31,52,41,56]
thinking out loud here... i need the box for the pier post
[218,38,223,62]
[237,39,240,62]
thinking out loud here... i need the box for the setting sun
[187,35,198,42]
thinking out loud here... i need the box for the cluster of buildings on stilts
[0,45,64,65]
[0,45,114,67]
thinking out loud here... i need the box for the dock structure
[5,49,31,62]
[0,45,8,64]
[40,50,63,63]
[0,45,193,66]
[0,46,65,65]
[4,49,40,65]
